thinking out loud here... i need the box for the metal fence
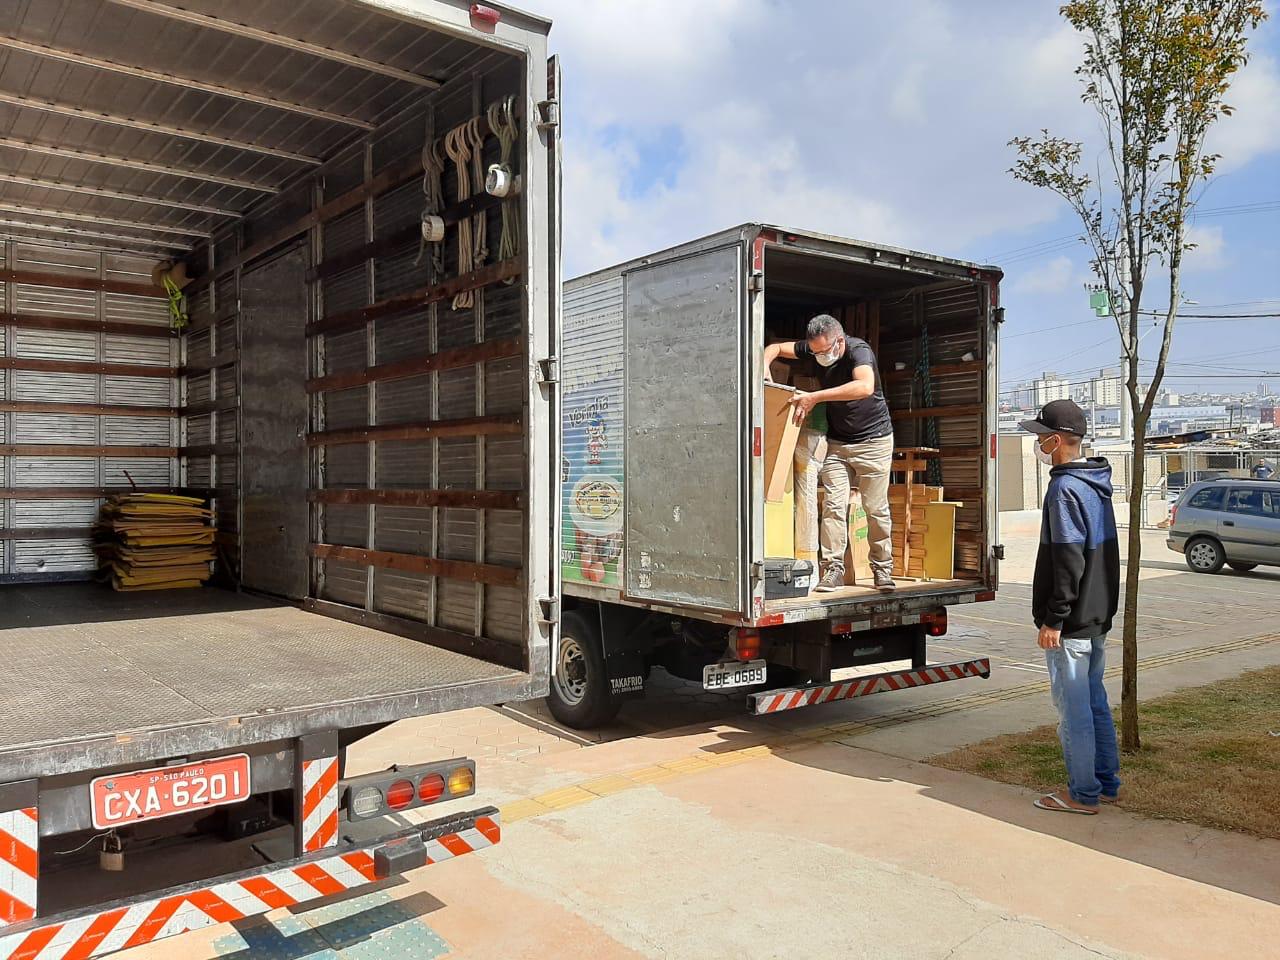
[1104,446,1278,527]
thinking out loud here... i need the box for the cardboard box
[844,489,873,585]
[763,383,802,503]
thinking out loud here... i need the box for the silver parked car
[1168,479,1280,574]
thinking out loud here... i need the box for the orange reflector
[975,591,996,603]
[448,767,475,796]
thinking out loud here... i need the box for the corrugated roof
[0,0,511,254]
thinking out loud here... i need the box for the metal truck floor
[0,584,528,780]
[766,577,980,609]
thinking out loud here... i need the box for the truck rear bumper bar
[0,807,499,960]
[748,658,991,715]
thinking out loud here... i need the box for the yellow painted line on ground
[498,632,1280,826]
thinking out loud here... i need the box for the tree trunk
[1121,423,1144,752]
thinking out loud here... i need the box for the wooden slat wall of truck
[0,240,177,580]
[304,67,529,669]
[880,283,987,578]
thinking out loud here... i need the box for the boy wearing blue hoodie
[1020,399,1121,815]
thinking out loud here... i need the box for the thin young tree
[1009,0,1267,751]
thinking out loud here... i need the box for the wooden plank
[309,488,523,510]
[181,443,237,458]
[0,400,176,417]
[0,486,202,499]
[0,312,174,339]
[0,444,177,457]
[180,349,239,375]
[891,404,983,420]
[311,192,505,282]
[882,360,984,383]
[311,542,522,588]
[307,414,522,447]
[306,338,523,394]
[0,357,176,378]
[307,260,523,337]
[936,445,985,458]
[0,269,164,298]
[302,597,524,671]
[0,527,93,540]
[878,312,982,344]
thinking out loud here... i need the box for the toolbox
[762,557,815,599]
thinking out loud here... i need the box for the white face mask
[1035,436,1059,467]
[814,340,842,367]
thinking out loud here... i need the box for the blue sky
[538,0,1280,396]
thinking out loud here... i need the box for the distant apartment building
[1032,372,1070,406]
[1088,367,1122,406]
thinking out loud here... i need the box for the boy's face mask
[1035,435,1060,466]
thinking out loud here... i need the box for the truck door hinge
[750,560,765,579]
[536,356,559,384]
[536,98,560,131]
[994,307,1006,325]
[538,595,560,625]
[748,270,764,293]
[992,544,1005,560]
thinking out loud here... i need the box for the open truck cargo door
[622,244,746,615]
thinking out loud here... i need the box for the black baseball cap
[1019,398,1088,437]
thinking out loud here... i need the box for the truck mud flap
[748,658,991,715]
[0,807,499,960]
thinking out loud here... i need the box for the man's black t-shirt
[794,336,893,444]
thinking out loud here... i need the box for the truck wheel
[1227,561,1257,573]
[1184,537,1225,574]
[547,610,622,729]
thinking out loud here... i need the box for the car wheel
[1184,537,1225,574]
[546,609,622,730]
[1227,561,1258,573]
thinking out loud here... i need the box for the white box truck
[0,2,560,955]
[553,225,1002,727]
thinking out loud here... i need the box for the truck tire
[547,609,622,729]
[1184,536,1225,574]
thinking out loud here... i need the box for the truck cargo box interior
[763,246,990,605]
[0,1,550,783]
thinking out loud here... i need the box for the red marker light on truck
[470,4,501,29]
[921,609,948,637]
[731,627,761,661]
[386,779,416,810]
[418,773,446,803]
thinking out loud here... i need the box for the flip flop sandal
[1034,792,1099,815]
[1100,794,1120,804]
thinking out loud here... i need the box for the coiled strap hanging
[486,95,520,265]
[415,135,446,273]
[445,119,488,310]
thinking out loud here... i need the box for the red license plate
[90,754,251,830]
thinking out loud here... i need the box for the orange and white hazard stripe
[0,811,499,960]
[0,807,38,926]
[299,756,339,852]
[749,658,991,714]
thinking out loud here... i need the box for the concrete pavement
[122,518,1280,959]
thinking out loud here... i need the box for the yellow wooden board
[764,460,795,557]
[922,501,960,580]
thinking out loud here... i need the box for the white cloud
[1184,224,1227,272]
[1010,255,1079,294]
[539,0,1093,276]
[1207,52,1280,172]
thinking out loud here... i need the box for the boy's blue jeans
[1045,635,1121,806]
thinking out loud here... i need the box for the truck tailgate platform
[0,585,525,779]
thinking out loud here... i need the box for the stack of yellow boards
[95,493,215,591]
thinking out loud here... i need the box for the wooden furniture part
[890,447,938,580]
[763,382,803,503]
[923,501,961,580]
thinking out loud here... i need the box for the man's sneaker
[874,569,896,593]
[814,568,844,593]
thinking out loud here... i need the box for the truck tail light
[730,627,761,661]
[418,773,445,803]
[448,766,475,796]
[342,759,477,822]
[921,609,948,637]
[974,591,996,603]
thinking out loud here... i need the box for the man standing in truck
[764,314,896,593]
